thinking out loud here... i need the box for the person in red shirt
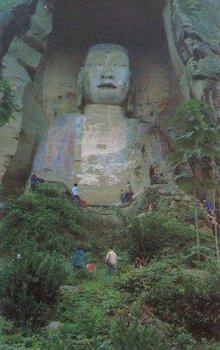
[86,262,97,273]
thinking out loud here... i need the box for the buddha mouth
[97,83,117,89]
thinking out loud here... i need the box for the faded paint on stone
[33,44,154,204]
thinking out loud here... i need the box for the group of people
[31,166,167,208]
[73,246,118,275]
[120,180,134,204]
[119,164,167,205]
[30,172,85,207]
[203,199,219,236]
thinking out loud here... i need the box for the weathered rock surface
[128,183,209,230]
[46,321,62,331]
[164,0,220,116]
[0,0,52,195]
[0,0,38,60]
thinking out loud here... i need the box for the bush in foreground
[126,213,212,261]
[0,252,69,329]
[0,183,86,256]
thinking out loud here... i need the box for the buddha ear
[77,67,84,110]
[125,72,134,117]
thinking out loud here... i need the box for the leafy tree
[168,100,220,260]
[168,99,219,187]
[0,78,17,127]
[0,252,69,329]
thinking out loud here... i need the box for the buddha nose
[101,66,114,80]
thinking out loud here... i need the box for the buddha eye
[123,64,126,67]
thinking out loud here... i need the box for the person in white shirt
[105,247,118,274]
[71,183,80,206]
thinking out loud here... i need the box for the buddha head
[77,43,133,111]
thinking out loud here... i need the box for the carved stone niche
[2,0,182,203]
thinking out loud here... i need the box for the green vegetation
[168,99,220,195]
[0,78,17,127]
[0,182,219,349]
[168,99,220,262]
[0,253,70,329]
[124,212,212,262]
[0,183,86,331]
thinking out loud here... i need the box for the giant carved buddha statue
[33,43,153,204]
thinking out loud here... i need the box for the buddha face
[83,44,131,106]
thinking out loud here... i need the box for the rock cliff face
[163,0,220,120]
[0,0,52,194]
[0,0,219,203]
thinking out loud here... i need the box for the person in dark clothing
[120,190,126,204]
[30,170,45,190]
[72,247,87,269]
[149,164,155,177]
[149,164,163,185]
[203,199,214,212]
[149,165,156,185]
[125,181,133,203]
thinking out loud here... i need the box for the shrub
[111,321,169,350]
[142,265,220,338]
[0,252,69,329]
[0,78,17,126]
[126,213,207,261]
[32,273,123,349]
[117,260,220,340]
[171,326,197,349]
[0,183,86,256]
[116,259,180,294]
[58,277,123,338]
[184,245,215,268]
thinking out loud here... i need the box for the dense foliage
[0,183,86,330]
[125,212,212,262]
[0,78,17,127]
[0,252,70,328]
[0,183,219,349]
[168,99,220,194]
[117,260,220,338]
[0,183,86,256]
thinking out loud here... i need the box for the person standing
[149,164,161,185]
[125,180,133,203]
[71,183,81,206]
[149,164,155,185]
[105,247,118,274]
[72,247,87,269]
[120,189,126,204]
